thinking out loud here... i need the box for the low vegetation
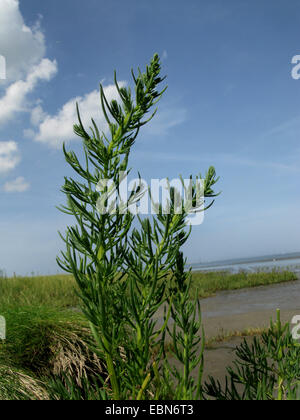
[0,270,297,399]
[191,269,297,298]
[204,310,300,400]
[0,305,105,400]
[0,274,78,308]
[0,269,296,309]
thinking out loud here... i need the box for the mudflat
[161,275,300,389]
[154,274,300,339]
[200,275,300,338]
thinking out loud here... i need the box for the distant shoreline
[190,252,300,270]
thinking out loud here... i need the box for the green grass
[0,365,48,400]
[190,269,297,298]
[0,274,79,308]
[0,275,100,400]
[0,305,106,400]
[0,269,296,310]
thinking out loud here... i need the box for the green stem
[137,372,151,400]
[183,332,189,399]
[106,351,120,400]
[90,323,120,399]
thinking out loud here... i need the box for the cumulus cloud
[3,176,29,192]
[0,0,57,128]
[0,141,20,173]
[30,104,47,126]
[33,83,126,148]
[0,58,57,126]
[32,82,187,148]
[0,0,46,83]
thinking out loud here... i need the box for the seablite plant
[56,54,219,400]
[204,310,300,400]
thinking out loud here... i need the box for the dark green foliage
[204,310,300,400]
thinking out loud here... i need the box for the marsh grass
[0,305,107,400]
[0,365,49,400]
[0,274,79,308]
[0,269,296,310]
[190,270,297,298]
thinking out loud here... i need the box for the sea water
[189,252,300,274]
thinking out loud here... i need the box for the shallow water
[190,255,300,274]
[153,276,300,332]
[200,278,300,319]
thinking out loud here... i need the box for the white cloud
[0,58,57,126]
[0,0,46,83]
[0,141,20,173]
[3,176,30,192]
[30,79,186,148]
[33,83,126,148]
[30,104,47,126]
[0,1,57,127]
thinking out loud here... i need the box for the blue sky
[0,0,300,276]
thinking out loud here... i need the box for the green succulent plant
[56,53,219,400]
